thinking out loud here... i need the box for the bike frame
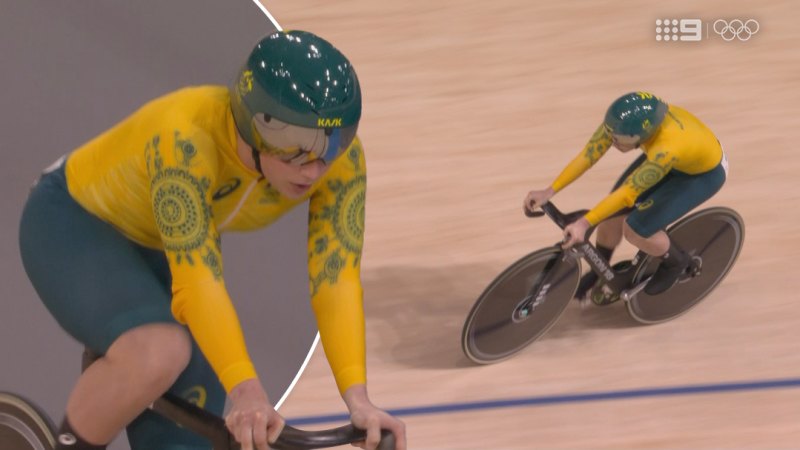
[150,393,236,449]
[521,202,653,310]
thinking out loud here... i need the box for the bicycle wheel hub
[512,296,537,322]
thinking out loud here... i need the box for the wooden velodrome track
[268,1,799,448]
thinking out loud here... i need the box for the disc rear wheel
[0,392,56,450]
[627,207,745,323]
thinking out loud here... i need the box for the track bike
[461,201,744,364]
[0,350,396,449]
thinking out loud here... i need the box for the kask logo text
[318,118,342,127]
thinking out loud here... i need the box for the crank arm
[620,276,652,302]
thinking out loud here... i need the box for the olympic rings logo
[713,19,760,41]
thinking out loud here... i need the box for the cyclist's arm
[550,124,612,192]
[584,150,678,225]
[307,139,367,395]
[146,128,257,393]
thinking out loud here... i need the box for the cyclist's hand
[562,216,591,249]
[524,187,555,214]
[226,379,285,450]
[344,385,406,450]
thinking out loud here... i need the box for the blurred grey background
[0,1,317,447]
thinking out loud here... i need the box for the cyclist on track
[524,92,728,300]
[19,30,406,450]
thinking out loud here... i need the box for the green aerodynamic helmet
[231,30,361,165]
[604,92,668,142]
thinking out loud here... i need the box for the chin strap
[251,146,266,179]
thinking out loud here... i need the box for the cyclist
[524,92,728,300]
[19,30,405,450]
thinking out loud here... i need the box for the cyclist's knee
[107,324,192,387]
[623,220,663,243]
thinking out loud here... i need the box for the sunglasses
[252,114,358,165]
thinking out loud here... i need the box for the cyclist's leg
[623,163,727,294]
[19,162,212,449]
[595,214,626,250]
[575,215,624,299]
[595,154,647,256]
[125,340,226,450]
[93,246,225,449]
[60,324,191,448]
[575,155,644,299]
[19,162,189,446]
[622,224,671,256]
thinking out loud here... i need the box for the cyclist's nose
[299,159,327,180]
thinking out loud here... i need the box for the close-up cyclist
[19,30,406,450]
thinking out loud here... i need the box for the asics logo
[713,19,759,41]
[636,198,655,211]
[182,385,208,408]
[212,177,242,201]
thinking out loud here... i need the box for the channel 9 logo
[655,18,760,42]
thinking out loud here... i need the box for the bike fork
[514,249,569,320]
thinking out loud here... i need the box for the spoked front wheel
[627,207,745,324]
[0,392,56,450]
[462,247,581,364]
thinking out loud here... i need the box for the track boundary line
[287,377,800,426]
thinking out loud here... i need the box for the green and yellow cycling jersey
[66,86,366,394]
[550,104,723,225]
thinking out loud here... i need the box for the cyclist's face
[257,152,329,199]
[611,134,640,152]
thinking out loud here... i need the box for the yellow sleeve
[145,128,256,393]
[307,138,367,395]
[584,150,678,226]
[551,124,612,192]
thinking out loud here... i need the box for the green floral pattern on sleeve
[308,145,366,296]
[146,132,223,280]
